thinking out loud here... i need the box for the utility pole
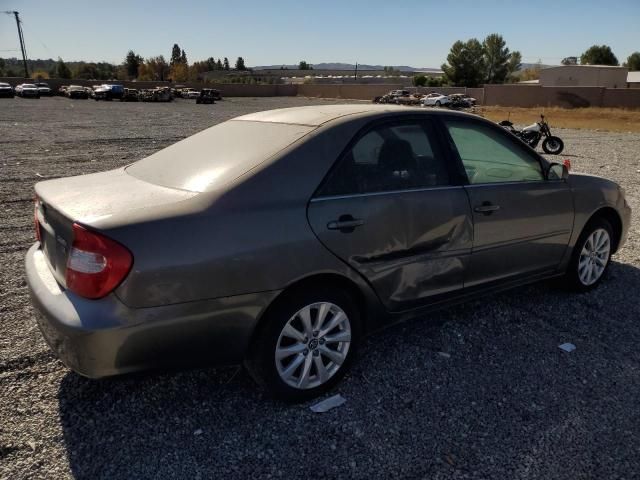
[4,11,29,78]
[354,62,358,80]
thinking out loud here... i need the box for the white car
[422,93,450,107]
[0,82,14,98]
[15,83,40,98]
[35,82,52,96]
[186,89,200,99]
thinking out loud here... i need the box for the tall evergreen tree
[441,39,485,87]
[170,44,182,66]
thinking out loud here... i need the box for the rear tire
[542,136,564,155]
[560,217,613,292]
[245,285,361,402]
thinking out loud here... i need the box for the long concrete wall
[483,85,640,108]
[2,76,639,107]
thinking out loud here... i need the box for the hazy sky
[1,0,638,67]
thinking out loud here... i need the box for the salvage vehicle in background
[120,88,139,102]
[93,84,125,101]
[448,93,476,108]
[139,87,172,102]
[196,88,217,104]
[66,85,89,99]
[35,82,53,96]
[186,89,200,99]
[499,114,565,154]
[26,105,630,401]
[0,82,14,98]
[422,92,450,106]
[15,83,40,98]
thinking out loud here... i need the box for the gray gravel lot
[1,97,639,479]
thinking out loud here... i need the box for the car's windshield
[126,120,314,192]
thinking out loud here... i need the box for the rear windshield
[126,120,314,192]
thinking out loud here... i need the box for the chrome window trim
[310,185,464,203]
[464,179,564,188]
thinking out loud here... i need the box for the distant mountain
[254,62,441,72]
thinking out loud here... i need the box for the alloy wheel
[578,228,611,286]
[275,302,351,390]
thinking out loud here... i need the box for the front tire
[562,218,613,292]
[245,285,360,402]
[542,136,564,155]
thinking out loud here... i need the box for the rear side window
[318,120,450,196]
[444,119,543,184]
[127,120,313,192]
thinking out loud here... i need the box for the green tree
[235,56,246,70]
[124,50,143,79]
[426,76,445,87]
[144,55,170,80]
[580,45,619,65]
[625,52,640,71]
[561,56,578,65]
[216,58,223,70]
[170,44,182,65]
[441,39,486,87]
[56,57,72,79]
[413,75,427,87]
[298,60,313,70]
[0,58,4,76]
[180,49,188,65]
[507,51,522,80]
[483,33,512,83]
[223,57,230,70]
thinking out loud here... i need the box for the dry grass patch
[476,106,640,133]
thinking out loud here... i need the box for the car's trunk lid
[34,168,197,287]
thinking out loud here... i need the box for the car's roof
[234,104,431,127]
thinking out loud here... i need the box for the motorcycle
[499,114,564,155]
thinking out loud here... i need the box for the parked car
[389,89,411,98]
[57,85,69,96]
[66,85,89,99]
[93,84,124,101]
[26,105,631,401]
[35,82,53,96]
[195,88,217,104]
[120,88,139,102]
[422,93,450,106]
[15,83,40,98]
[448,93,476,108]
[0,82,14,98]
[181,87,197,98]
[186,89,200,99]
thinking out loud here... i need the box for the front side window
[318,121,450,196]
[444,119,544,184]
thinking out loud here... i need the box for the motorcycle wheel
[542,136,564,155]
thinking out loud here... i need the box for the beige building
[628,71,640,88]
[539,65,628,88]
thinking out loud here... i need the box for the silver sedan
[26,105,631,401]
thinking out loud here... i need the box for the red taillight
[563,158,572,171]
[65,223,133,299]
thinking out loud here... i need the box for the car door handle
[327,215,364,233]
[474,203,500,215]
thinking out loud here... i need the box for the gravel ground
[1,97,639,479]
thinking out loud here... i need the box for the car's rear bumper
[25,244,280,378]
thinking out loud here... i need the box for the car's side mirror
[546,162,569,181]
